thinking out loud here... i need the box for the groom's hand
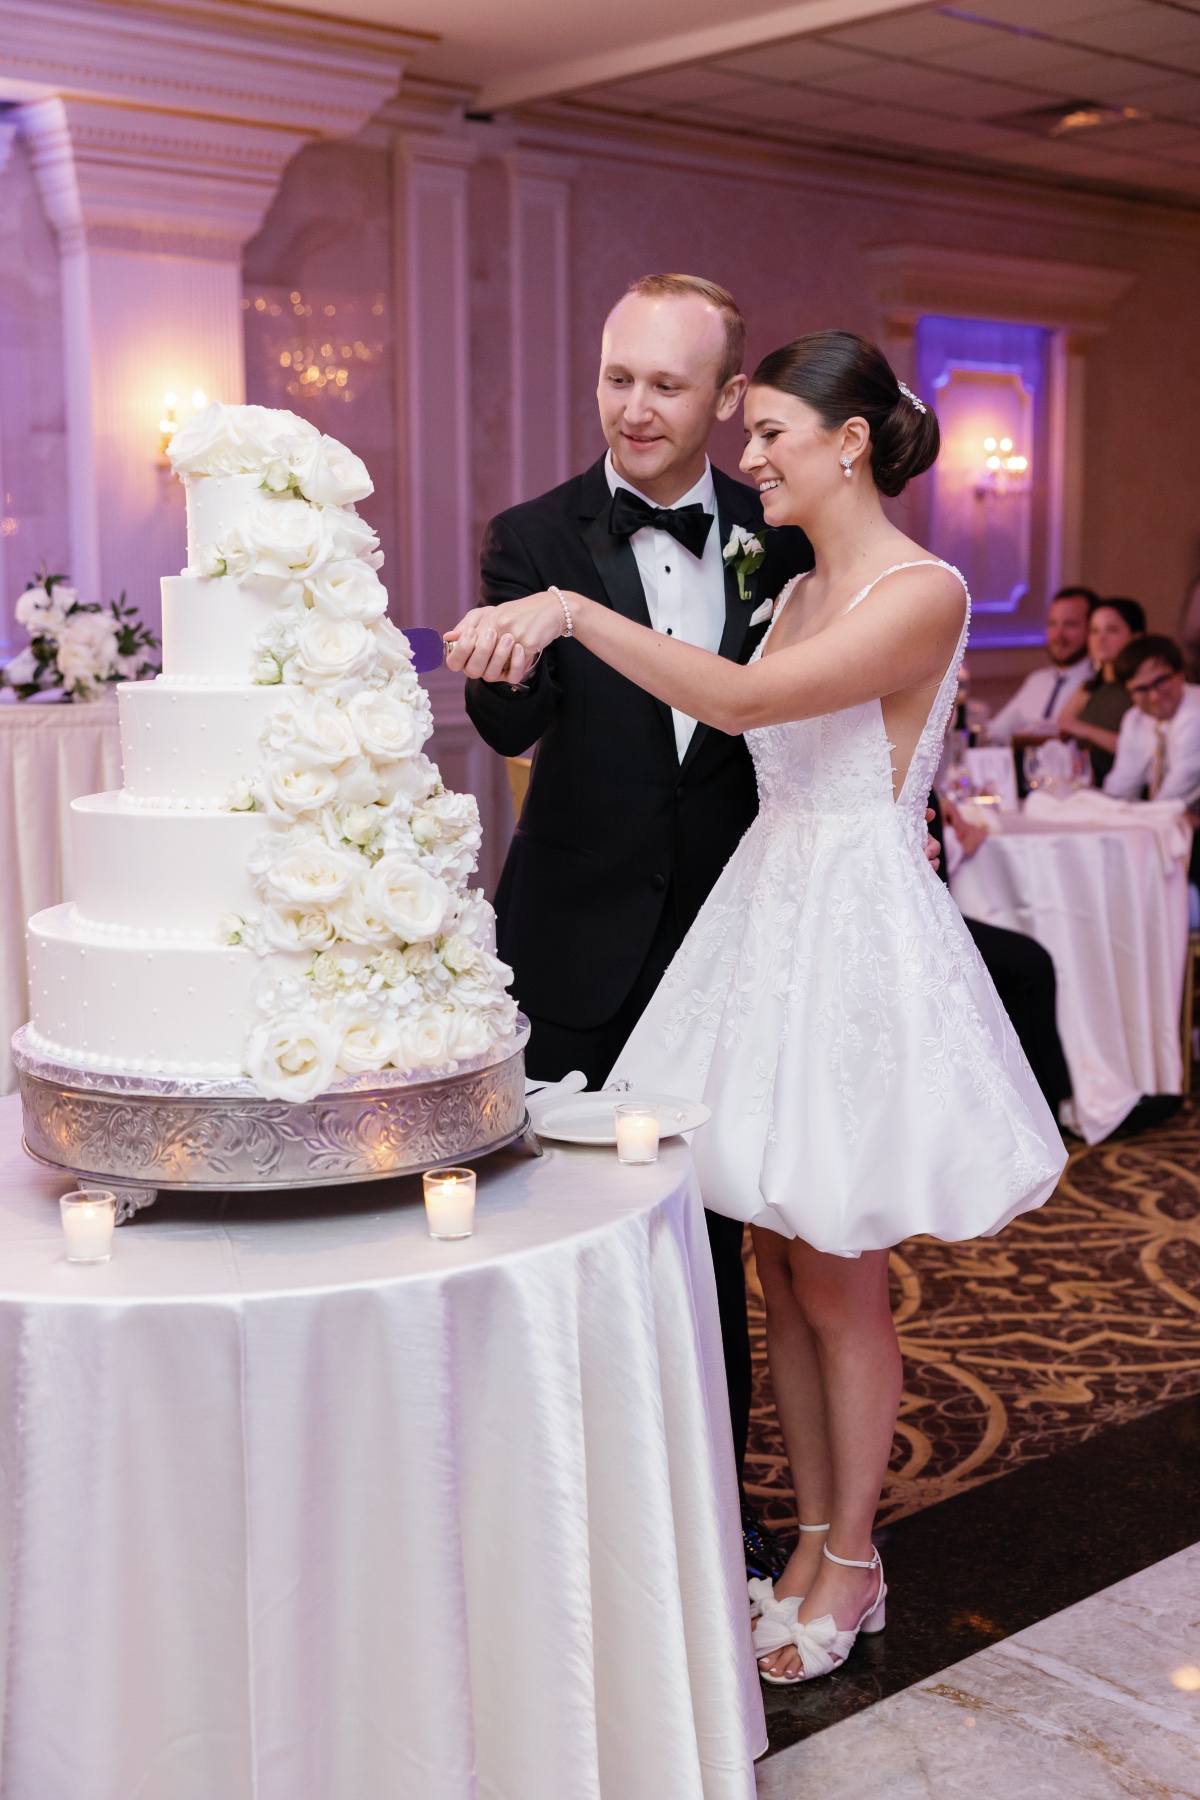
[445,593,566,681]
[924,807,941,873]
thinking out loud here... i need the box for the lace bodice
[746,560,969,842]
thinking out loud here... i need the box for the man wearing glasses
[1105,635,1200,805]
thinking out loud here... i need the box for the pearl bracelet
[548,585,574,638]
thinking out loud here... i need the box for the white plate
[532,1091,711,1145]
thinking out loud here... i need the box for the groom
[464,274,814,1493]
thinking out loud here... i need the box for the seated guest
[986,586,1098,743]
[1104,634,1200,806]
[1059,597,1145,785]
[930,793,1072,1119]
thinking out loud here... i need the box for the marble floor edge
[760,1391,1200,1754]
[756,1540,1200,1799]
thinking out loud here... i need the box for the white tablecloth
[0,700,121,1094]
[0,1097,763,1799]
[950,815,1189,1142]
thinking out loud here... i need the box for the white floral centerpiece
[2,571,160,701]
[168,402,518,1101]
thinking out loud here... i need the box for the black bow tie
[609,487,713,559]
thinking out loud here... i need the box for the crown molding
[863,243,1137,340]
[17,93,308,255]
[0,0,418,136]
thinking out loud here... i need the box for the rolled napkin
[525,1069,588,1129]
[1023,788,1193,871]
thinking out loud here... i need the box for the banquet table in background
[0,699,121,1094]
[950,814,1189,1142]
[0,1098,764,1800]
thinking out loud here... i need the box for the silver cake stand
[12,1019,532,1221]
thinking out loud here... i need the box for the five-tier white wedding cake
[24,403,517,1101]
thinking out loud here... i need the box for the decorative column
[392,132,512,884]
[1,0,419,623]
[503,150,576,507]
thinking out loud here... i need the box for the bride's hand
[444,592,570,682]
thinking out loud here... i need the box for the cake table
[0,1095,764,1800]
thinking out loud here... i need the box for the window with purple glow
[916,316,1054,648]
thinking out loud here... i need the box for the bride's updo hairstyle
[750,329,940,497]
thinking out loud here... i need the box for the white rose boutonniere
[722,523,766,602]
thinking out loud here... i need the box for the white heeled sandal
[746,1521,828,1622]
[753,1542,886,1686]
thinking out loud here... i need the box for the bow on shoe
[751,1593,844,1680]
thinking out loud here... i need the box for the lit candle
[615,1104,660,1164]
[60,1189,116,1263]
[423,1167,476,1239]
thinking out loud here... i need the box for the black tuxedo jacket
[465,456,814,1029]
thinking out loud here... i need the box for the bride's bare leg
[751,1225,833,1600]
[757,1240,901,1681]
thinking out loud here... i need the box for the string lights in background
[242,287,385,406]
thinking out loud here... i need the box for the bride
[444,329,1066,1684]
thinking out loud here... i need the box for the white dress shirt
[986,658,1093,743]
[605,452,726,760]
[1103,684,1200,807]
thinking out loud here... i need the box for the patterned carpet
[745,1102,1200,1532]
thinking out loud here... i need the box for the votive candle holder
[60,1189,117,1263]
[423,1167,476,1239]
[615,1104,660,1164]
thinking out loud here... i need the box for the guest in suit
[1058,597,1144,785]
[985,587,1098,742]
[1105,634,1200,807]
[464,274,814,1504]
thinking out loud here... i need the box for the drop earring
[841,456,853,479]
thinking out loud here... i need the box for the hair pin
[898,381,927,415]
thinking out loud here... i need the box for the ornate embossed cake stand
[12,1019,531,1221]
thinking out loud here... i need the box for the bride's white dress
[610,561,1067,1255]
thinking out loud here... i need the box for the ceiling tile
[957,0,1140,25]
[919,31,1128,82]
[697,85,860,129]
[713,39,877,85]
[824,12,999,58]
[1062,11,1200,58]
[589,66,758,106]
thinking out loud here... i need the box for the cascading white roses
[178,402,516,1101]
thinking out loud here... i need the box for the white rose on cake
[376,752,439,814]
[262,838,361,907]
[258,905,339,952]
[259,753,341,816]
[276,693,360,765]
[246,1009,339,1102]
[372,615,417,672]
[294,434,374,507]
[241,493,335,580]
[396,1006,452,1072]
[336,1009,400,1074]
[333,878,393,947]
[348,688,429,761]
[307,559,387,623]
[169,402,319,479]
[323,507,382,569]
[445,1003,494,1063]
[365,856,450,943]
[290,616,373,687]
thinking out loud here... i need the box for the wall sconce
[976,434,1030,496]
[157,389,208,468]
